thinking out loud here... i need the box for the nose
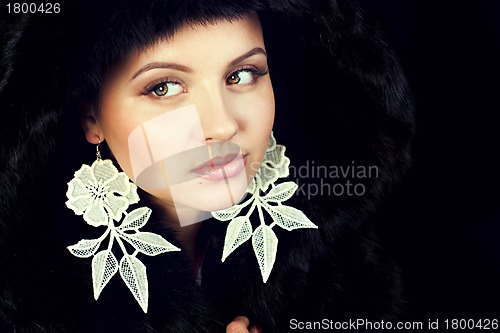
[197,86,238,142]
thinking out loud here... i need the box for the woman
[0,0,413,332]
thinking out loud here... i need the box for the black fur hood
[0,0,414,332]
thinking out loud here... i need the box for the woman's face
[83,14,274,223]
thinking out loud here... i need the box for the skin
[227,316,259,333]
[82,15,274,243]
[81,15,274,332]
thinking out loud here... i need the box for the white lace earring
[212,132,318,283]
[65,138,180,313]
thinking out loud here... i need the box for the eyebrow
[227,47,267,69]
[131,63,192,80]
[130,47,267,81]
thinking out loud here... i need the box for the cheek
[238,80,274,127]
[102,127,134,180]
[252,83,275,142]
[240,83,275,165]
[98,105,142,180]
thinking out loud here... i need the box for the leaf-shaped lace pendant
[211,133,318,283]
[66,159,180,313]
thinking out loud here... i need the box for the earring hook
[96,136,102,161]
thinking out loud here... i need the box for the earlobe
[79,100,104,144]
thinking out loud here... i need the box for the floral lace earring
[65,138,180,313]
[212,132,318,282]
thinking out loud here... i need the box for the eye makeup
[139,63,269,100]
[226,65,269,86]
[140,77,187,99]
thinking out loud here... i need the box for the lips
[192,153,247,180]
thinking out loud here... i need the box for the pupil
[155,84,168,96]
[230,74,240,84]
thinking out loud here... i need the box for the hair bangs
[69,0,264,101]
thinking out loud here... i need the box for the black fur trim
[0,0,413,331]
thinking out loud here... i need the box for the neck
[173,223,203,262]
[155,199,206,263]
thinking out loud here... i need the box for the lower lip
[194,155,247,181]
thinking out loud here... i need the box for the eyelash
[228,65,269,85]
[141,65,269,99]
[141,78,184,99]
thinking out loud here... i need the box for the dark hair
[0,0,267,213]
[67,0,268,102]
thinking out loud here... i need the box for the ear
[79,99,104,144]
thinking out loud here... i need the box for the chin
[171,170,249,213]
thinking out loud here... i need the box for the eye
[227,70,256,85]
[145,81,185,98]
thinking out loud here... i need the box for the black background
[1,0,498,325]
[359,0,500,320]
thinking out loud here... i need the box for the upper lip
[191,153,246,173]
